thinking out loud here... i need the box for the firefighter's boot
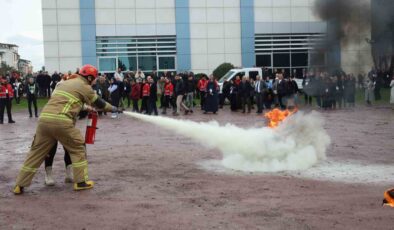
[74,180,95,191]
[45,167,55,186]
[13,185,24,195]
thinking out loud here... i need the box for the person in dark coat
[123,78,131,108]
[51,71,61,91]
[263,76,273,109]
[345,75,356,107]
[254,75,267,114]
[36,71,45,97]
[116,77,125,112]
[108,78,120,118]
[204,75,219,114]
[287,76,299,109]
[276,73,287,110]
[219,78,230,109]
[335,75,345,109]
[25,77,39,117]
[239,76,253,113]
[148,76,158,115]
[229,80,238,111]
[222,78,231,109]
[43,72,52,98]
[174,74,189,115]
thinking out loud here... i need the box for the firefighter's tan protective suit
[15,75,112,187]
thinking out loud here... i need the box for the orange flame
[264,108,297,128]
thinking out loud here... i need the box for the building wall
[254,0,326,34]
[94,0,176,37]
[42,0,371,75]
[42,0,82,73]
[189,0,242,74]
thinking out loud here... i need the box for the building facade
[42,0,372,75]
[0,43,20,69]
[18,59,33,75]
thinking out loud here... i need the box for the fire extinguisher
[85,111,98,144]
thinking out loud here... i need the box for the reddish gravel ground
[0,105,393,230]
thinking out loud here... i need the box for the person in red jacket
[0,76,15,124]
[162,77,176,115]
[197,75,208,110]
[141,81,151,114]
[130,78,140,112]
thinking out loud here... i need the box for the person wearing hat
[13,64,117,195]
[0,76,16,124]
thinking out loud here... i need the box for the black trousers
[142,96,150,114]
[200,91,206,109]
[149,98,158,115]
[255,93,263,113]
[241,96,251,112]
[163,95,176,113]
[132,99,140,112]
[45,142,72,168]
[219,93,224,108]
[0,98,13,122]
[28,95,38,117]
[278,95,286,109]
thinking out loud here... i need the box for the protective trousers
[15,120,89,187]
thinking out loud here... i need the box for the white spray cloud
[124,111,331,172]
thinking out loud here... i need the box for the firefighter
[13,64,117,195]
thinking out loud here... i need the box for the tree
[212,63,234,79]
[0,62,17,76]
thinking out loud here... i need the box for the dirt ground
[0,105,393,230]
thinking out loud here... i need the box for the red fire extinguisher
[85,111,98,144]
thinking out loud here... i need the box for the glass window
[99,58,116,72]
[158,56,175,70]
[138,56,157,71]
[118,57,137,71]
[273,53,290,67]
[249,71,259,80]
[291,53,308,67]
[256,55,271,67]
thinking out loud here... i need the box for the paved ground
[0,105,393,230]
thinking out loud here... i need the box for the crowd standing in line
[0,65,393,125]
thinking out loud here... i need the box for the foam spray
[124,111,331,172]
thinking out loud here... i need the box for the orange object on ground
[264,108,297,128]
[383,189,394,207]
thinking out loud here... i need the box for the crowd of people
[1,66,394,124]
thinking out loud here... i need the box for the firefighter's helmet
[79,64,98,79]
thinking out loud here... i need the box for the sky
[0,0,44,71]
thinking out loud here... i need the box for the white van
[218,68,263,93]
[218,68,304,93]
